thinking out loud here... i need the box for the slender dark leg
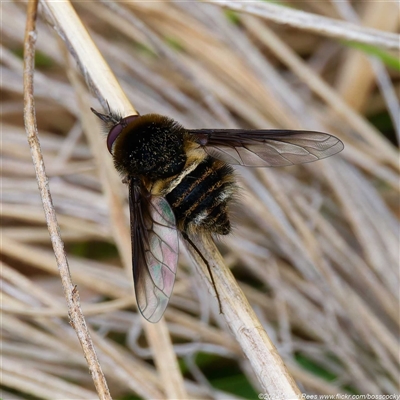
[181,232,223,315]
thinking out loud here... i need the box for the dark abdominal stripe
[183,178,225,218]
[166,157,235,235]
[171,164,214,208]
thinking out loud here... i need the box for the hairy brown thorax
[112,114,187,180]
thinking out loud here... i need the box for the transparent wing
[129,180,179,323]
[190,129,344,167]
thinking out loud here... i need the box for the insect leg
[181,232,223,315]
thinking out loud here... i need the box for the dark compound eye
[107,115,140,154]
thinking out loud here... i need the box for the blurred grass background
[1,1,399,399]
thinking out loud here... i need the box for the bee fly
[91,107,343,323]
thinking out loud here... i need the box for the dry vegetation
[1,1,399,399]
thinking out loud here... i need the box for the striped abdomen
[166,157,236,235]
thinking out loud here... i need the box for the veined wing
[191,129,344,167]
[129,180,179,323]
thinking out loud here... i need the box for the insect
[91,107,343,323]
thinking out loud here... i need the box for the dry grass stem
[21,0,111,398]
[217,1,400,50]
[188,233,302,396]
